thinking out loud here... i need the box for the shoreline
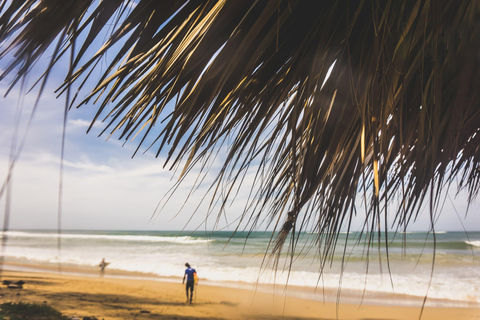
[0,268,479,320]
[2,261,478,312]
[5,230,479,309]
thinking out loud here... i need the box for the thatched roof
[1,0,479,259]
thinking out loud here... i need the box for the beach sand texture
[1,269,478,320]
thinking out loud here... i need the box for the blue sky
[0,3,479,232]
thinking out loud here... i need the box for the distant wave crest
[5,231,214,244]
[465,240,480,247]
[399,230,448,234]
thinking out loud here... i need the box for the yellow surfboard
[194,272,198,284]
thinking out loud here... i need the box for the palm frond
[1,0,480,266]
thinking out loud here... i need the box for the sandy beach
[0,265,478,320]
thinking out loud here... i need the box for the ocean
[2,230,479,307]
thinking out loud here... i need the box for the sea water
[3,230,479,307]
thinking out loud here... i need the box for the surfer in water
[99,258,109,277]
[182,263,197,303]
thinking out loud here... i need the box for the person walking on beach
[99,258,109,277]
[182,263,197,304]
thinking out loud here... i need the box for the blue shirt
[185,267,196,281]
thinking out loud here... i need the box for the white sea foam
[6,245,479,303]
[4,230,480,304]
[172,265,479,303]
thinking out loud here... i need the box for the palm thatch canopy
[1,0,480,259]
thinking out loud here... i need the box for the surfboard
[194,272,198,284]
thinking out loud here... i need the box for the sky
[0,4,479,232]
[1,73,479,233]
[0,81,247,231]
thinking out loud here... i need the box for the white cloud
[67,119,92,129]
[63,158,114,174]
[67,118,106,131]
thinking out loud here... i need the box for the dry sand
[0,268,479,320]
